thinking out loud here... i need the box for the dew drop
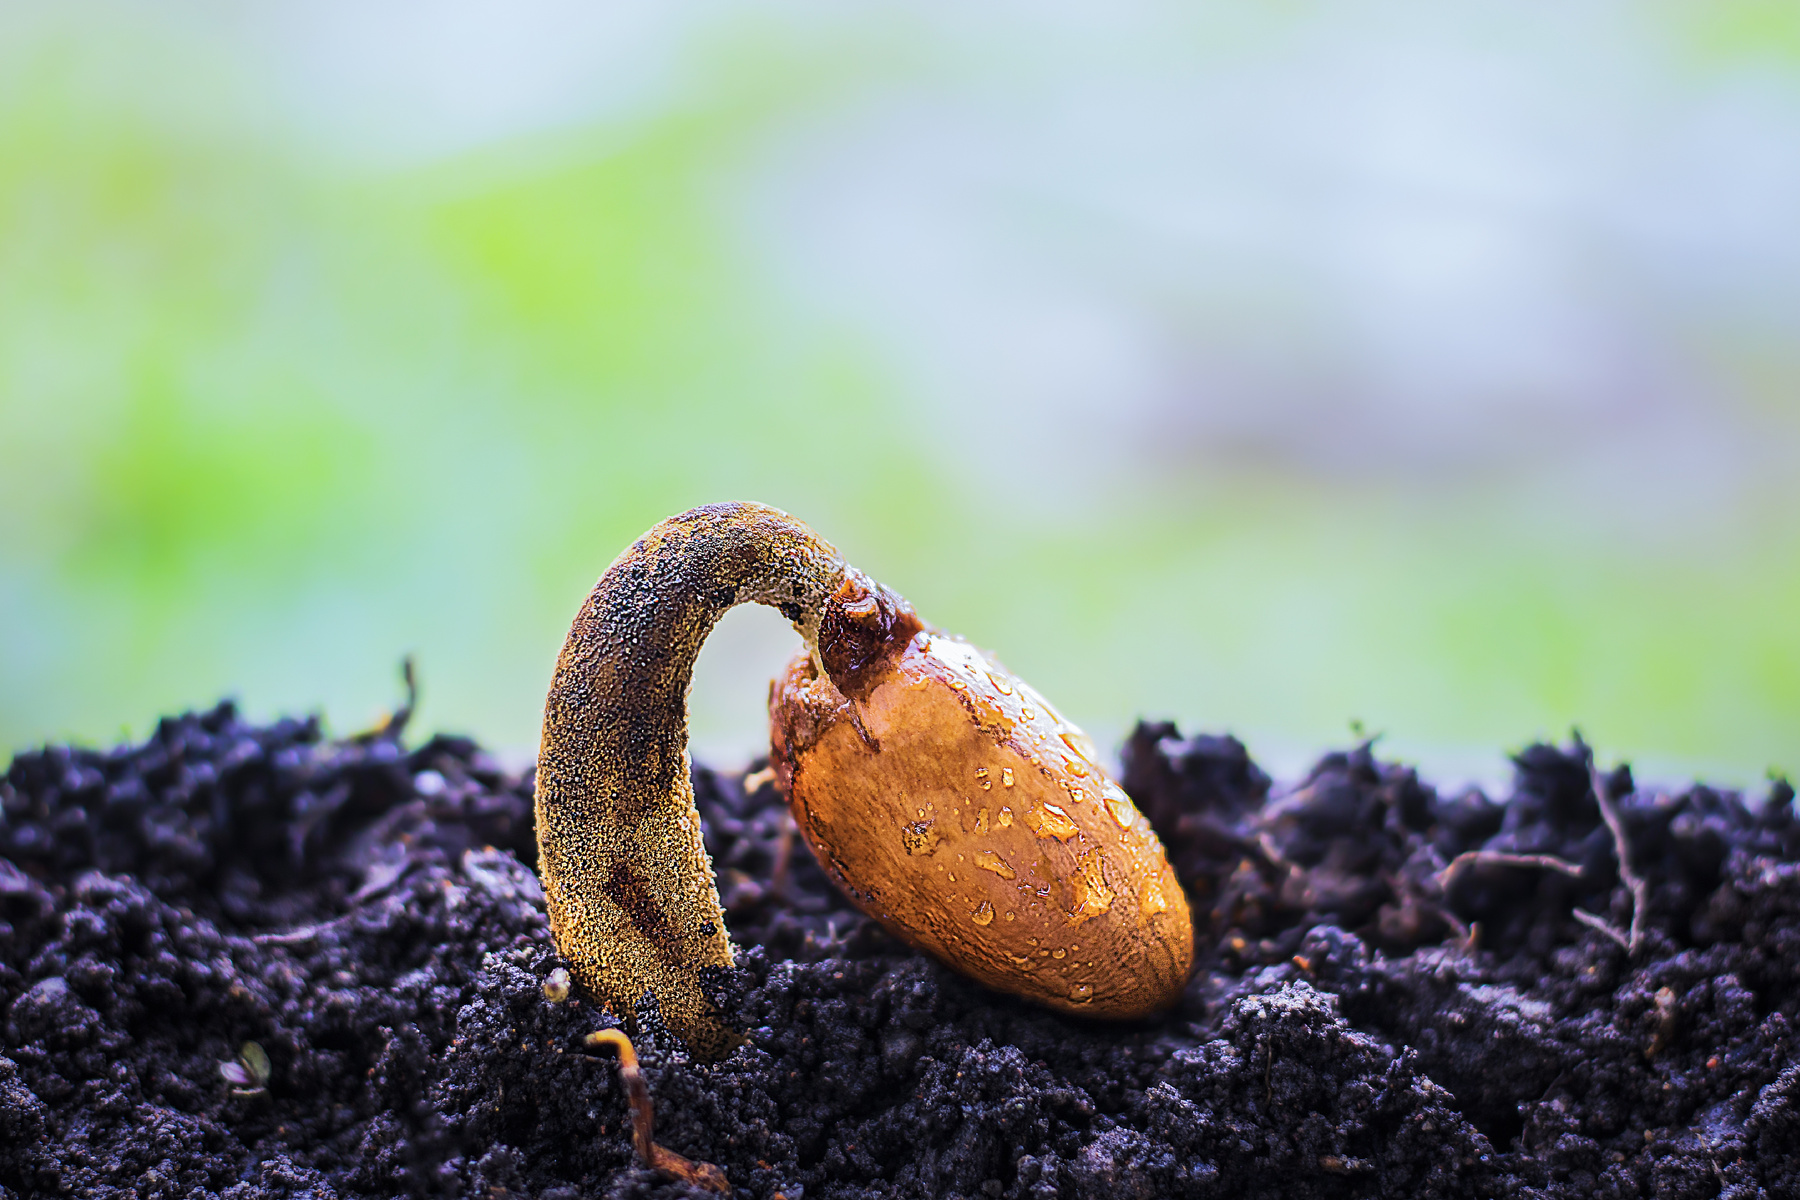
[1005,912,1016,922]
[1068,788,1085,805]
[1052,948,1067,959]
[998,806,1014,828]
[1021,706,1036,722]
[1105,786,1137,829]
[1065,855,1116,926]
[1070,982,1094,1003]
[971,900,995,926]
[948,873,957,882]
[1060,728,1099,763]
[1023,803,1079,841]
[975,807,990,834]
[973,849,1016,880]
[1001,768,1014,788]
[1065,758,1088,778]
[1139,874,1170,916]
[987,671,1014,695]
[975,766,991,791]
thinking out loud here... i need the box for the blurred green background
[3,2,1796,789]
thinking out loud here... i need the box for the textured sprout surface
[3,703,1800,1198]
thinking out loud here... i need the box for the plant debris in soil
[3,699,1799,1199]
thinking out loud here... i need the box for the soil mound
[3,703,1797,1198]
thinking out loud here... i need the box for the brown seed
[770,622,1193,1019]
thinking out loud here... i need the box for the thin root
[1590,763,1651,956]
[1435,850,1584,890]
[1570,906,1630,950]
[584,1029,731,1193]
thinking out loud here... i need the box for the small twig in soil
[583,1029,730,1193]
[1590,764,1651,956]
[354,657,418,744]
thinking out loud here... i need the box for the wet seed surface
[2,703,1799,1198]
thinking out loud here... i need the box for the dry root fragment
[584,1029,730,1193]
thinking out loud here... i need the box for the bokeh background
[3,2,1797,789]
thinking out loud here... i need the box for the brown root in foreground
[583,1029,730,1193]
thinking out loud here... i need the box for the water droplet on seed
[1021,707,1036,722]
[1105,787,1137,829]
[987,671,1013,695]
[1023,803,1079,841]
[971,900,995,926]
[1070,983,1094,1003]
[1053,948,1066,959]
[1060,728,1098,763]
[998,806,1014,827]
[1065,855,1116,926]
[1139,874,1170,915]
[975,766,991,791]
[1001,768,1014,788]
[975,807,990,834]
[973,849,1016,880]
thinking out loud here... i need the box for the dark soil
[3,701,1798,1199]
